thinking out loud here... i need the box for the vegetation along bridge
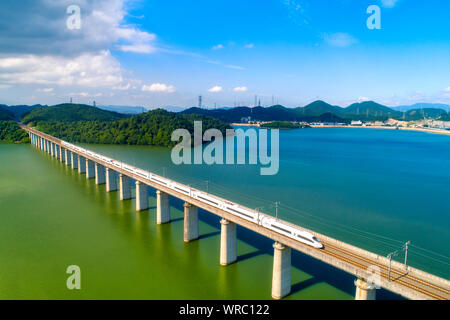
[23,125,450,300]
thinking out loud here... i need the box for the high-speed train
[61,141,324,249]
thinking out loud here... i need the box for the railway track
[322,241,449,300]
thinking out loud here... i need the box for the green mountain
[438,113,450,121]
[2,104,46,120]
[182,103,348,123]
[0,106,14,120]
[342,101,401,120]
[295,100,343,117]
[30,108,231,147]
[400,108,447,121]
[22,103,128,124]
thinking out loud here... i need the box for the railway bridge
[23,125,450,300]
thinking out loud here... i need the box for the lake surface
[0,127,449,299]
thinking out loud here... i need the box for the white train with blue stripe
[62,141,324,249]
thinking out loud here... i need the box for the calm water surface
[0,127,449,299]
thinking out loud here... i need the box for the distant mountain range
[98,105,186,114]
[98,105,147,115]
[1,101,449,124]
[22,103,128,123]
[393,103,450,112]
[0,104,47,120]
[182,100,450,123]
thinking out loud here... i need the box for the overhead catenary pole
[404,241,411,270]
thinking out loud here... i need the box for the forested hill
[22,103,128,123]
[181,100,450,123]
[0,106,14,120]
[0,121,30,143]
[28,108,231,147]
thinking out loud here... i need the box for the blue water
[82,127,450,279]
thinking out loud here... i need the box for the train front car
[261,217,324,249]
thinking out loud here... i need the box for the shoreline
[231,123,450,136]
[310,125,450,136]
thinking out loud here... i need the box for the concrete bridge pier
[135,181,148,211]
[45,140,49,153]
[184,202,198,242]
[86,160,95,179]
[156,190,170,224]
[50,142,55,157]
[119,174,131,200]
[60,147,65,162]
[95,163,106,185]
[106,168,117,192]
[55,145,60,160]
[78,156,86,174]
[65,149,71,166]
[71,153,78,169]
[220,219,237,266]
[354,279,376,300]
[272,242,291,300]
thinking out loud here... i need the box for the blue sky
[0,0,449,108]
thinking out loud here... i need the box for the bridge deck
[23,125,450,300]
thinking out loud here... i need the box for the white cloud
[445,86,450,92]
[225,65,245,70]
[116,44,156,54]
[212,44,224,50]
[36,88,54,93]
[142,83,176,93]
[208,86,223,93]
[381,0,399,8]
[0,51,125,87]
[233,86,248,92]
[323,33,358,47]
[0,0,157,56]
[113,83,132,90]
[244,43,255,49]
[357,96,370,102]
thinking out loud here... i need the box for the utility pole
[387,250,398,281]
[404,241,411,270]
[255,206,264,222]
[275,201,280,220]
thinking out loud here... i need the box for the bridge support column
[106,168,117,192]
[156,190,170,224]
[95,163,105,185]
[119,174,131,200]
[39,137,42,150]
[60,147,65,162]
[78,156,86,174]
[184,202,198,242]
[86,160,95,179]
[220,219,237,266]
[272,242,291,300]
[45,140,49,153]
[55,145,60,159]
[65,150,71,166]
[135,181,148,211]
[354,279,376,300]
[71,153,78,169]
[50,142,55,157]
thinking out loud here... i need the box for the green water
[1,128,449,299]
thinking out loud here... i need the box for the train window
[297,234,313,243]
